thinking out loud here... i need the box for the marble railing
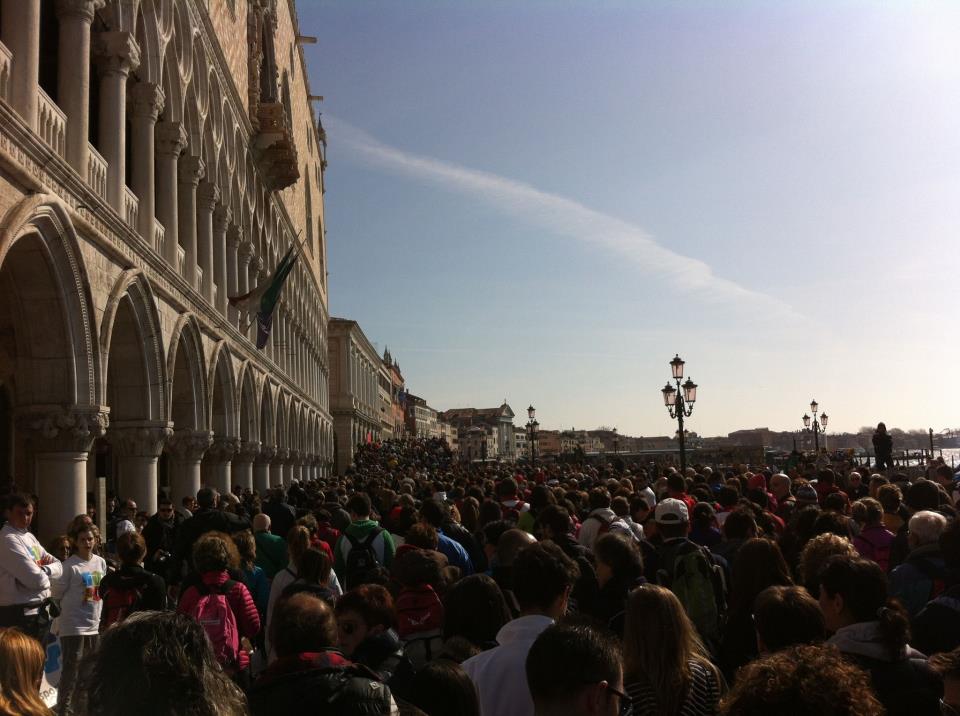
[86,144,107,200]
[123,185,139,231]
[37,88,66,158]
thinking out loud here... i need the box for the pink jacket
[854,525,895,573]
[178,570,261,671]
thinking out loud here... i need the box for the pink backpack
[191,580,240,667]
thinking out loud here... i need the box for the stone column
[203,437,237,495]
[56,0,104,172]
[212,204,231,315]
[129,82,165,245]
[155,121,187,265]
[226,227,241,325]
[111,422,172,517]
[15,406,109,545]
[177,156,204,288]
[254,446,274,493]
[285,450,299,485]
[196,181,219,303]
[1,0,40,130]
[166,429,212,506]
[95,31,140,211]
[232,441,259,492]
[270,448,287,487]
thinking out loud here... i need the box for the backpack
[858,532,893,572]
[344,529,386,589]
[501,500,527,525]
[101,579,144,630]
[587,513,612,537]
[657,542,726,650]
[191,580,240,667]
[397,585,444,670]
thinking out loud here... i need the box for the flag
[229,233,303,349]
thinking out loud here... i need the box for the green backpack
[657,542,726,650]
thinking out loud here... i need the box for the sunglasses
[586,681,632,716]
[943,699,960,716]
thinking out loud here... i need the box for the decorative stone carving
[130,82,165,121]
[205,436,240,463]
[235,440,262,463]
[178,155,205,186]
[15,405,110,452]
[257,445,277,463]
[110,421,173,457]
[272,447,289,463]
[166,429,214,461]
[156,121,188,158]
[196,181,220,212]
[55,0,105,23]
[213,204,232,234]
[254,103,300,191]
[94,31,141,77]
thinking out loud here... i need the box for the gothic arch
[166,313,207,430]
[259,377,275,447]
[236,361,258,443]
[207,341,237,437]
[0,194,102,407]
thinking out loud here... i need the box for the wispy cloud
[325,115,802,321]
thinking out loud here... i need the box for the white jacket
[0,524,63,607]
[462,614,554,716]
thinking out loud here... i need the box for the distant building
[405,393,438,438]
[514,426,528,459]
[328,318,381,474]
[460,425,498,462]
[383,349,406,438]
[439,419,459,454]
[439,402,516,459]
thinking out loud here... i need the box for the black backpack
[344,529,387,589]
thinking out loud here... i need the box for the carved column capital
[213,205,232,234]
[257,445,277,464]
[227,225,243,250]
[197,181,220,211]
[156,121,188,158]
[273,447,289,463]
[178,155,205,186]
[55,0,105,22]
[235,440,262,463]
[205,436,240,463]
[15,405,110,452]
[110,421,173,457]
[166,429,213,461]
[95,31,141,76]
[129,81,165,122]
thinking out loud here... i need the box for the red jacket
[178,570,260,671]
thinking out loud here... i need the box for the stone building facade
[328,318,380,475]
[440,402,516,460]
[0,0,332,542]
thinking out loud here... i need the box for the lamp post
[527,405,539,466]
[661,354,698,473]
[613,427,619,456]
[801,399,828,454]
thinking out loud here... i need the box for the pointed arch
[258,377,275,447]
[166,313,207,429]
[236,361,258,443]
[208,341,237,437]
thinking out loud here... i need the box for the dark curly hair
[720,644,883,715]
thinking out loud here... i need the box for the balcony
[153,218,165,254]
[37,88,66,158]
[123,186,139,231]
[253,102,299,191]
[87,144,107,200]
[0,41,11,102]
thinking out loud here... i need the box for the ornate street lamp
[527,405,539,466]
[662,354,698,472]
[802,399,828,453]
[613,427,619,455]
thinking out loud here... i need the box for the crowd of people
[1,435,960,715]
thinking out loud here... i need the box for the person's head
[719,644,884,716]
[798,533,857,596]
[691,502,717,530]
[935,465,956,488]
[930,647,960,716]
[286,525,312,567]
[334,584,396,657]
[854,498,884,528]
[876,483,902,514]
[728,538,793,616]
[526,623,625,716]
[537,505,573,541]
[0,627,48,716]
[593,533,643,588]
[722,510,758,541]
[877,422,887,434]
[907,510,947,550]
[654,498,689,539]
[753,585,826,653]
[47,534,71,561]
[769,473,791,500]
[623,584,715,715]
[512,542,579,618]
[72,525,97,557]
[4,493,35,530]
[442,573,513,648]
[496,528,537,568]
[345,493,372,520]
[252,512,271,533]
[196,487,217,510]
[116,531,147,567]
[667,473,686,495]
[588,488,611,512]
[818,555,910,655]
[295,547,332,586]
[409,659,481,716]
[405,523,440,550]
[420,499,447,529]
[79,611,246,716]
[272,592,339,658]
[156,496,175,522]
[192,531,240,573]
[906,479,942,513]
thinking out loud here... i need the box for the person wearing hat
[795,484,819,508]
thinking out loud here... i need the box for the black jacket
[351,629,416,703]
[172,507,250,581]
[248,650,394,716]
[98,563,167,618]
[912,584,960,657]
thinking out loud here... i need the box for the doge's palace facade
[0,0,332,542]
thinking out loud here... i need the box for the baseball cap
[655,498,689,524]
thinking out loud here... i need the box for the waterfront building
[0,0,332,542]
[439,402,516,460]
[328,318,380,474]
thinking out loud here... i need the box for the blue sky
[299,0,960,437]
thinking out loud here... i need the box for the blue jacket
[437,531,473,575]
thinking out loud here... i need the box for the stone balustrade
[153,218,164,254]
[177,244,186,277]
[87,143,107,199]
[37,87,66,158]
[0,41,11,102]
[123,185,139,231]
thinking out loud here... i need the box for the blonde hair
[622,584,719,715]
[0,627,51,716]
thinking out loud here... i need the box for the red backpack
[101,580,144,630]
[500,500,527,525]
[190,580,241,667]
[396,584,444,638]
